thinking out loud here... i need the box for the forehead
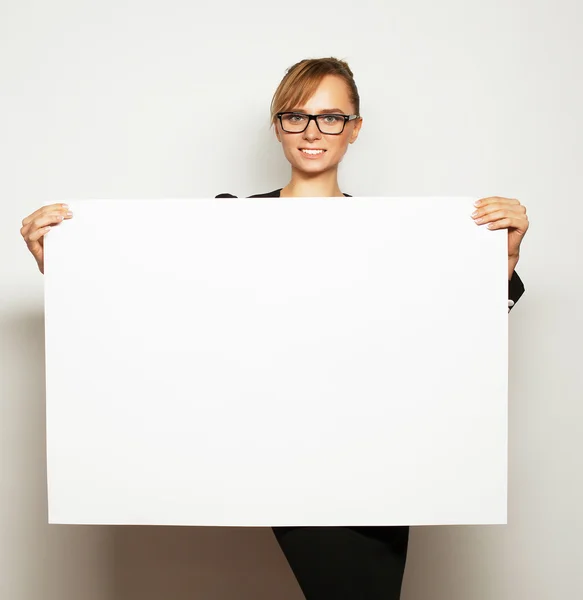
[295,75,353,112]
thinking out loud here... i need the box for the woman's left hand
[472,196,529,279]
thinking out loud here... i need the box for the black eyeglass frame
[276,112,360,135]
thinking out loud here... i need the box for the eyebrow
[291,108,347,114]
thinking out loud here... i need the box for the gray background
[1,0,581,598]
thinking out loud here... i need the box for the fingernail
[66,211,73,217]
[476,217,484,224]
[62,203,69,208]
[471,210,479,217]
[474,200,481,206]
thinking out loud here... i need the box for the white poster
[44,197,508,526]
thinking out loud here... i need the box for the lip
[298,148,327,159]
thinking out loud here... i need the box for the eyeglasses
[276,112,360,135]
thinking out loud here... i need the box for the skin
[471,197,529,279]
[21,204,73,274]
[21,75,529,276]
[275,75,363,199]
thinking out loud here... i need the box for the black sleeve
[508,270,525,311]
[215,193,238,198]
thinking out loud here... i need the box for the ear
[348,117,363,145]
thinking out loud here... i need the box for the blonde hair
[270,57,360,126]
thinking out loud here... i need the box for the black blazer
[217,188,526,307]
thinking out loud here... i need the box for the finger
[475,197,521,208]
[27,225,53,244]
[21,211,71,239]
[472,202,526,217]
[473,209,514,225]
[22,203,70,227]
[485,216,528,230]
[21,214,61,242]
[21,217,57,241]
[472,203,526,221]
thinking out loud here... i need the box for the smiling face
[275,75,362,176]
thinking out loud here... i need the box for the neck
[280,167,343,197]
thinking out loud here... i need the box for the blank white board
[44,197,508,526]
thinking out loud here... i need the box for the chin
[292,159,335,176]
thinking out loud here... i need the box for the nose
[302,118,321,141]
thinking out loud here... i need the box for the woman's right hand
[20,203,73,274]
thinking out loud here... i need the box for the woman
[20,57,529,599]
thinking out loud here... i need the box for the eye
[284,113,306,123]
[322,114,341,124]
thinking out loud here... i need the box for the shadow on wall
[115,526,304,600]
[1,308,113,600]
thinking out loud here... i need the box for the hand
[20,203,73,273]
[471,196,529,279]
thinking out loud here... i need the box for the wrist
[508,253,520,279]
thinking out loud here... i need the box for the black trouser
[272,526,409,600]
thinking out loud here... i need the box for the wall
[1,1,581,598]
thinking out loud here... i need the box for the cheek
[328,136,351,157]
[281,140,297,160]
